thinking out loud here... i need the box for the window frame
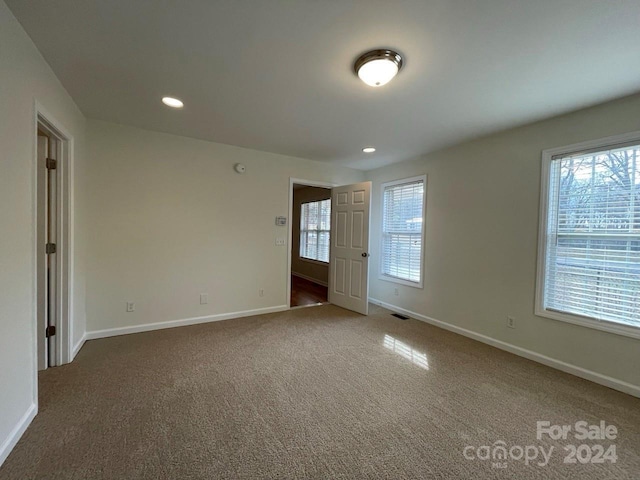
[299,198,331,264]
[535,131,640,340]
[379,175,427,289]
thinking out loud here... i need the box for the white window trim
[379,175,427,289]
[300,199,330,264]
[300,257,329,266]
[535,130,640,340]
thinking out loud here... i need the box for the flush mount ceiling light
[162,96,184,108]
[362,147,376,153]
[354,49,404,87]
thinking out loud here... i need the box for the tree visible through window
[541,141,640,328]
[300,199,331,263]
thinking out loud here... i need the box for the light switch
[275,237,286,246]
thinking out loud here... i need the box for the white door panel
[47,136,57,368]
[329,182,371,315]
[37,135,48,370]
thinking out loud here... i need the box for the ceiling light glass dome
[354,50,404,87]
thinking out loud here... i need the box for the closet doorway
[35,106,73,370]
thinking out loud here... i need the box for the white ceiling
[7,0,640,170]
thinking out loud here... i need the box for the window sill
[378,273,423,289]
[534,307,640,340]
[299,257,329,266]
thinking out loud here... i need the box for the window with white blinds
[380,176,426,287]
[538,138,640,334]
[300,199,331,263]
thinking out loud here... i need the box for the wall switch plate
[507,316,516,329]
[394,288,399,296]
[200,293,208,305]
[126,302,135,312]
[275,237,286,246]
[259,289,264,297]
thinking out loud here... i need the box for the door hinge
[46,325,56,337]
[46,243,57,254]
[46,158,57,170]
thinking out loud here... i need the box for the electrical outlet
[394,288,399,296]
[200,293,208,305]
[126,302,135,312]
[259,289,264,297]
[507,316,516,329]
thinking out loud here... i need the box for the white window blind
[543,143,640,328]
[300,199,331,263]
[381,177,426,286]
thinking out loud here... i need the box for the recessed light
[162,96,184,108]
[354,49,404,87]
[362,147,376,153]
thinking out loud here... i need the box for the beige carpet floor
[1,304,639,479]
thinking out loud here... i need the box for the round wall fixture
[234,163,246,174]
[354,49,404,87]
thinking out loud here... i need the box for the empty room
[1,1,640,478]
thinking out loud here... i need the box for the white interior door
[329,181,371,315]
[36,135,48,370]
[47,136,58,367]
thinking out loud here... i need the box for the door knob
[361,252,369,258]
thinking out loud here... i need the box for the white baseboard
[72,333,86,359]
[0,403,37,467]
[370,298,640,399]
[292,272,328,287]
[85,305,289,340]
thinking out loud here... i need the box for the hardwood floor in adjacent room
[290,275,327,307]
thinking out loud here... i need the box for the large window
[537,135,640,337]
[300,199,331,263]
[380,176,426,287]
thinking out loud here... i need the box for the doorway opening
[36,107,73,371]
[289,182,332,307]
[287,178,372,314]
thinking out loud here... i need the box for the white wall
[367,92,640,390]
[85,120,363,334]
[0,0,87,465]
[291,186,332,285]
[2,0,639,464]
